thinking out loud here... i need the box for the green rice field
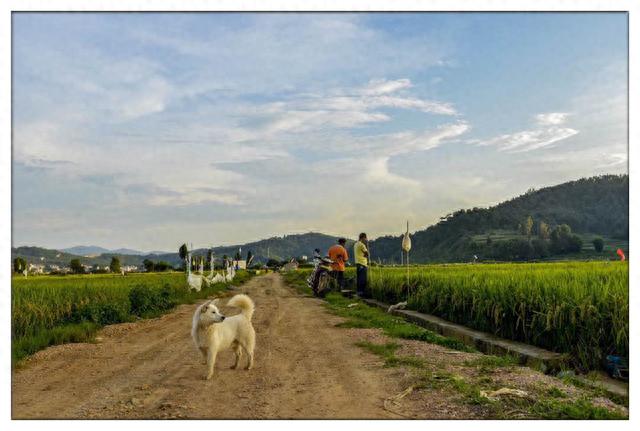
[359,261,628,371]
[11,271,253,363]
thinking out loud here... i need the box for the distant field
[11,271,253,363]
[359,261,628,371]
[471,230,628,260]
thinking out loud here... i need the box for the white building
[28,263,45,274]
[232,260,247,270]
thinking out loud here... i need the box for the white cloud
[479,127,579,153]
[475,113,578,153]
[337,122,470,187]
[118,77,172,120]
[259,79,457,135]
[263,109,391,134]
[361,78,412,95]
[597,152,627,168]
[535,112,570,125]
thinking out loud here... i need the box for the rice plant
[12,271,253,362]
[365,261,628,370]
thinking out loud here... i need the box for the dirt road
[13,273,407,419]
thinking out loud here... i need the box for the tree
[154,261,171,271]
[266,258,280,268]
[550,224,583,254]
[70,258,84,274]
[178,243,189,271]
[592,237,605,253]
[13,257,27,273]
[520,216,534,241]
[538,221,550,240]
[179,244,188,260]
[143,259,155,272]
[246,251,254,267]
[531,238,549,258]
[110,257,121,273]
[567,235,583,253]
[234,250,242,261]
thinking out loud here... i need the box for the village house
[232,260,247,270]
[121,265,138,273]
[28,263,45,274]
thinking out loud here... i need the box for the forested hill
[201,232,353,263]
[370,174,628,263]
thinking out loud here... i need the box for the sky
[12,13,628,252]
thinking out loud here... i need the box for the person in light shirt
[354,232,369,297]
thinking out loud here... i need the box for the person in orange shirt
[327,238,349,291]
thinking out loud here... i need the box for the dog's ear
[200,300,211,313]
[212,298,220,305]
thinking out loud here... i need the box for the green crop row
[12,271,253,362]
[361,261,628,371]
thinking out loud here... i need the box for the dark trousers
[356,264,368,296]
[331,270,345,290]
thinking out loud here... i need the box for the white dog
[191,294,256,380]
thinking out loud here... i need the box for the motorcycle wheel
[317,272,330,298]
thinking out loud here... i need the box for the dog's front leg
[199,347,208,365]
[205,349,217,380]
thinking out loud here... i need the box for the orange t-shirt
[328,245,349,272]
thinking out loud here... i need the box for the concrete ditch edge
[360,297,568,374]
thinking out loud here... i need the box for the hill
[196,232,352,265]
[60,245,111,256]
[12,233,348,270]
[61,246,145,256]
[369,174,628,263]
[11,246,148,267]
[12,175,628,269]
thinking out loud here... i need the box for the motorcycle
[307,256,334,297]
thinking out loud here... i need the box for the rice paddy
[11,271,253,363]
[363,261,628,370]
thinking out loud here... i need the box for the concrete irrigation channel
[359,297,628,398]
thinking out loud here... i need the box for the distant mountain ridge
[60,245,111,256]
[12,175,628,267]
[12,233,347,268]
[60,245,149,256]
[192,232,351,265]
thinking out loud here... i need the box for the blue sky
[12,13,628,251]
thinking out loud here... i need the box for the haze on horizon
[12,13,628,252]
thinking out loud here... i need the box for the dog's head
[198,299,226,326]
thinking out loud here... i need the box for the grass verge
[283,270,474,352]
[283,270,627,419]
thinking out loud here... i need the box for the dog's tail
[227,294,255,320]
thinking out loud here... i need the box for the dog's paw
[204,373,214,380]
[230,364,238,369]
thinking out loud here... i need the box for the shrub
[592,237,604,252]
[86,302,130,325]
